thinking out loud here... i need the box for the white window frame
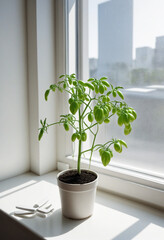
[27,0,59,175]
[57,0,164,210]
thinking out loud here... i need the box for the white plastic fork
[14,200,54,218]
[14,210,36,216]
[37,202,54,214]
[14,206,54,218]
[16,199,49,212]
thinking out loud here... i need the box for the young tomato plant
[38,74,137,174]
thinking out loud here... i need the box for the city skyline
[90,34,164,61]
[89,0,164,59]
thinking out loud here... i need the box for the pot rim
[57,169,98,191]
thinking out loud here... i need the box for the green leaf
[88,112,94,122]
[71,133,77,142]
[63,122,69,131]
[101,151,111,166]
[70,73,76,78]
[118,115,124,126]
[68,98,74,104]
[114,142,121,152]
[50,85,56,91]
[78,80,85,86]
[70,101,79,115]
[95,85,99,94]
[85,96,89,101]
[43,118,47,125]
[112,90,117,97]
[85,82,94,90]
[63,81,67,89]
[115,86,124,90]
[119,139,128,148]
[68,77,73,85]
[81,132,87,141]
[38,129,44,141]
[58,87,63,92]
[107,91,112,96]
[124,127,132,135]
[100,77,108,80]
[59,74,65,78]
[99,84,105,94]
[101,80,110,87]
[117,90,124,100]
[73,81,77,86]
[71,88,74,94]
[45,89,50,101]
[104,118,110,123]
[132,110,137,119]
[88,78,94,82]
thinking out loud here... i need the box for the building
[135,47,154,69]
[97,0,133,79]
[154,36,164,68]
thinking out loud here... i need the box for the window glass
[88,0,164,177]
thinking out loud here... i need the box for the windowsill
[0,171,164,240]
[61,157,164,209]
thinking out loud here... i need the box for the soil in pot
[58,170,97,184]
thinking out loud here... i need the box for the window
[87,0,164,179]
[62,0,164,208]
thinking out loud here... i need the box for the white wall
[0,0,29,180]
[0,0,57,180]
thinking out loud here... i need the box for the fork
[16,199,49,212]
[14,200,54,217]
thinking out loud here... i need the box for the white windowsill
[60,157,164,210]
[0,171,163,240]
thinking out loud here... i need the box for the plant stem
[84,122,98,131]
[81,99,91,118]
[77,108,82,174]
[81,148,93,155]
[83,121,94,135]
[68,121,78,131]
[38,121,61,130]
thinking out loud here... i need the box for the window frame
[58,0,164,210]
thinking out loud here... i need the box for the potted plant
[38,73,137,219]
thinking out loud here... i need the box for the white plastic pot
[57,169,98,220]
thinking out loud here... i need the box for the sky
[89,0,164,59]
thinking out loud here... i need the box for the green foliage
[38,74,137,174]
[45,90,50,101]
[38,118,48,140]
